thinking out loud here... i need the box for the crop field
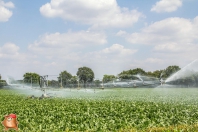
[1,88,198,131]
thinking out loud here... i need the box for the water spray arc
[162,59,198,87]
[165,59,198,83]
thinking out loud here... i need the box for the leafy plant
[1,88,198,131]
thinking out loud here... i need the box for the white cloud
[28,31,137,64]
[85,44,137,61]
[28,31,107,61]
[145,58,163,64]
[101,44,136,56]
[125,58,166,72]
[151,0,182,13]
[153,42,198,59]
[116,30,127,36]
[0,43,31,80]
[0,43,20,59]
[30,40,137,78]
[116,16,198,69]
[78,44,138,77]
[0,0,14,22]
[40,0,143,28]
[91,44,136,57]
[123,17,198,49]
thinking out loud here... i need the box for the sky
[0,0,198,80]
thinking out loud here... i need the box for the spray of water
[5,76,198,102]
[165,59,198,83]
[5,76,100,98]
[6,59,198,99]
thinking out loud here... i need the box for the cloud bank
[117,16,198,65]
[40,0,143,28]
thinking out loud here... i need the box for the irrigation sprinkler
[39,75,48,88]
[61,76,63,88]
[77,77,80,90]
[85,79,91,91]
[99,79,104,90]
[101,74,163,88]
[57,76,63,88]
[31,76,32,88]
[133,80,137,88]
[102,80,104,89]
[67,79,71,91]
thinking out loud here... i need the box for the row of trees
[0,64,197,88]
[23,66,95,88]
[22,65,182,88]
[1,63,198,88]
[102,66,181,82]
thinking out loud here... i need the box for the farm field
[1,88,198,131]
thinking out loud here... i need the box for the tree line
[102,66,181,83]
[22,65,182,88]
[2,64,198,88]
[22,66,95,88]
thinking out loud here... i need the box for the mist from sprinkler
[165,59,198,83]
[4,59,198,99]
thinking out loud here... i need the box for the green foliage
[67,76,78,88]
[1,88,198,131]
[94,79,101,87]
[102,75,116,83]
[118,68,146,79]
[163,65,181,78]
[70,76,78,84]
[145,123,198,132]
[58,71,72,87]
[23,72,40,83]
[118,66,180,80]
[0,78,7,88]
[146,70,163,78]
[76,66,94,87]
[48,80,59,88]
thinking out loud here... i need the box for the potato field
[1,88,198,131]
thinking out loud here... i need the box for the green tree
[0,74,7,86]
[102,75,116,83]
[146,70,163,78]
[48,80,59,88]
[0,74,2,88]
[94,79,101,87]
[23,72,40,83]
[76,66,94,88]
[58,70,72,87]
[69,76,78,88]
[163,65,181,78]
[70,76,78,84]
[118,68,146,79]
[0,75,7,87]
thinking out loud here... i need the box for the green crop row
[1,89,198,131]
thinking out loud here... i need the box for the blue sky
[0,0,198,80]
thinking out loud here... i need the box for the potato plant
[0,88,198,131]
